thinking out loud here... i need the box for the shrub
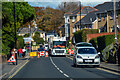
[74,29,99,43]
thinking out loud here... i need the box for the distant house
[17,28,46,41]
[64,6,97,40]
[46,30,58,42]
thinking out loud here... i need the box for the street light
[29,24,32,52]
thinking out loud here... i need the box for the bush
[74,29,99,43]
[89,34,120,52]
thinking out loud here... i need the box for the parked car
[37,48,45,56]
[73,47,100,67]
[44,44,48,51]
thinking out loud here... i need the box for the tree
[2,2,35,55]
[57,1,82,13]
[33,32,44,45]
[16,36,24,49]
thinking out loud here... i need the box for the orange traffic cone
[45,51,48,57]
[37,52,40,58]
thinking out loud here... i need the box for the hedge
[89,34,120,52]
[74,29,99,43]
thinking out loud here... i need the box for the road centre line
[50,57,70,78]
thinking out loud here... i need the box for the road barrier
[45,51,48,57]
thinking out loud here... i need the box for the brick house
[96,2,120,33]
[74,1,120,33]
[64,6,97,40]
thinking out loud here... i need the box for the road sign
[8,55,16,62]
[30,52,37,57]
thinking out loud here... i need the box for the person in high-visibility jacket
[69,48,74,55]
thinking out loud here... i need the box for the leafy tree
[24,33,30,37]
[2,2,35,55]
[16,36,24,49]
[33,32,44,45]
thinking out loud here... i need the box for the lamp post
[113,0,118,64]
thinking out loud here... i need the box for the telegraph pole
[79,1,81,30]
[13,0,17,65]
[113,0,118,64]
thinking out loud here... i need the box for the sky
[25,0,112,8]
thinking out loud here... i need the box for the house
[96,1,120,33]
[46,30,58,42]
[64,6,97,40]
[75,1,120,33]
[17,28,46,41]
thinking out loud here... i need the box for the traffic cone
[45,51,48,57]
[37,52,40,58]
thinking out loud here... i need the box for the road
[11,56,119,79]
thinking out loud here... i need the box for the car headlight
[77,55,82,58]
[95,55,100,58]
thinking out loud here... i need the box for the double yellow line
[7,60,29,79]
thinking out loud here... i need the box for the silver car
[73,47,100,67]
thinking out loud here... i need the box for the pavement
[0,54,31,79]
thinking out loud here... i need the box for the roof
[75,11,97,25]
[17,28,45,34]
[46,30,57,35]
[64,6,97,17]
[75,1,120,26]
[95,1,120,13]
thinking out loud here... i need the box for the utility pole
[13,0,17,65]
[29,24,31,52]
[113,0,118,64]
[79,1,81,30]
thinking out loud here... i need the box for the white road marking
[50,57,70,78]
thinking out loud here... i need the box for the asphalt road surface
[12,56,119,80]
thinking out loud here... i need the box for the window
[98,14,101,21]
[116,11,118,18]
[110,11,113,19]
[72,17,75,22]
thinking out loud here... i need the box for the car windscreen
[78,48,97,54]
[38,48,44,51]
[76,43,92,47]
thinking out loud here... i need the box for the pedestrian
[22,47,26,58]
[25,47,28,55]
[18,48,23,58]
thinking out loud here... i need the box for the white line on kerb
[50,57,70,78]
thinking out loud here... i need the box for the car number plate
[85,60,93,62]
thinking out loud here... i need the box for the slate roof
[64,6,97,16]
[17,28,45,34]
[75,1,120,25]
[46,30,57,35]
